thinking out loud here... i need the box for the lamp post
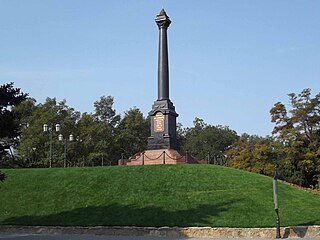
[43,123,60,168]
[58,133,74,168]
[273,163,281,238]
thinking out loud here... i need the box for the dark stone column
[156,9,171,100]
[148,9,178,150]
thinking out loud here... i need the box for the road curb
[0,225,320,238]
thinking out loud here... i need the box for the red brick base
[118,149,207,166]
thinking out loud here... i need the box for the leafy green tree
[0,82,27,178]
[75,113,97,166]
[176,122,186,150]
[183,118,238,161]
[227,134,275,176]
[270,88,320,187]
[90,95,121,165]
[94,96,119,124]
[115,107,150,158]
[15,98,80,167]
[0,82,28,162]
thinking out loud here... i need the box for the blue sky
[1,0,319,136]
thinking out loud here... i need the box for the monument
[147,9,178,150]
[121,9,206,165]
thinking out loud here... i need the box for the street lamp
[273,163,281,238]
[43,123,60,168]
[59,133,74,168]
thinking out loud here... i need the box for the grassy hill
[0,165,319,227]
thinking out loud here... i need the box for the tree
[183,118,238,161]
[227,134,275,176]
[176,122,186,150]
[94,96,120,125]
[0,82,28,179]
[115,107,150,158]
[76,112,101,166]
[0,82,28,159]
[270,88,320,187]
[0,82,28,174]
[90,96,120,165]
[15,98,80,168]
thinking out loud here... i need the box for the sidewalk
[0,225,319,239]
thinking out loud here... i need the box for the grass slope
[0,165,319,227]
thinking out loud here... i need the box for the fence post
[142,152,145,165]
[185,151,188,163]
[163,151,166,164]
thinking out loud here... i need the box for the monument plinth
[121,9,205,166]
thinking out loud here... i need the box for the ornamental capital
[155,8,171,29]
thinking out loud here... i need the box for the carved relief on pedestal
[154,112,165,133]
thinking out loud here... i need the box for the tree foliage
[0,82,28,181]
[0,82,28,139]
[270,88,320,187]
[182,118,238,161]
[115,107,150,158]
[0,82,28,171]
[227,134,275,176]
[7,91,150,168]
[13,98,80,167]
[227,89,320,188]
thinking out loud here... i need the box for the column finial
[155,8,171,28]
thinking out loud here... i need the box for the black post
[49,128,53,168]
[63,139,67,168]
[121,153,124,166]
[163,151,166,164]
[273,164,281,238]
[142,152,145,165]
[185,151,188,163]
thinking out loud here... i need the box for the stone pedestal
[147,99,178,150]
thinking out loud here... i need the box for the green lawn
[0,165,319,227]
